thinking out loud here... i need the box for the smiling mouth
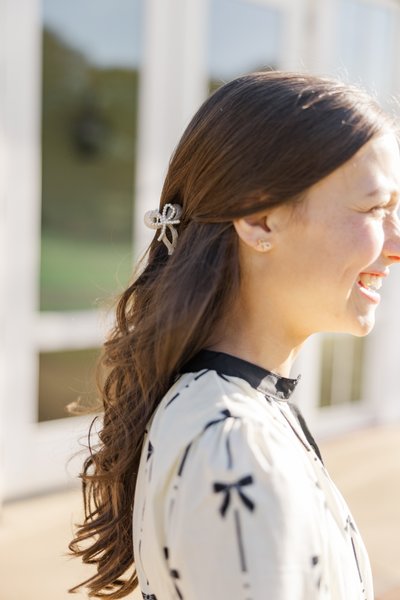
[357,273,384,303]
[358,273,383,291]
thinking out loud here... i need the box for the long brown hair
[68,71,393,598]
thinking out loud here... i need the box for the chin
[351,314,376,337]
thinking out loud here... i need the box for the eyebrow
[366,187,399,198]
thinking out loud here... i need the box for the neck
[207,298,306,378]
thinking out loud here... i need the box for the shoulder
[143,369,289,482]
[151,368,270,440]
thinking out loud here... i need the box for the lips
[358,273,383,291]
[357,271,387,304]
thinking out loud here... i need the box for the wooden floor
[320,423,400,600]
[0,422,399,600]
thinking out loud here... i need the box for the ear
[233,212,274,253]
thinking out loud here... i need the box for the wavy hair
[68,71,393,598]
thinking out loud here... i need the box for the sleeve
[162,416,325,600]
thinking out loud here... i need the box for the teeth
[359,274,383,291]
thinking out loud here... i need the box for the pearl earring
[257,239,271,252]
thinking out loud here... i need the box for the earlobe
[256,239,272,252]
[233,214,273,252]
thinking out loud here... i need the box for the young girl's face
[271,132,400,339]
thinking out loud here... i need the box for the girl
[69,71,400,599]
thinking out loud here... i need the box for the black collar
[180,350,301,401]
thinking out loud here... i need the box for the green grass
[40,233,133,311]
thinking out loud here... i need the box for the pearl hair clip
[144,203,183,255]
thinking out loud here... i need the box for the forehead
[308,133,400,203]
[344,133,400,195]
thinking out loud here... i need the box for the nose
[383,216,400,264]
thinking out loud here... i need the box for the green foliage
[41,28,139,242]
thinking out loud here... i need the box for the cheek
[351,221,384,265]
[311,218,383,282]
[328,214,384,273]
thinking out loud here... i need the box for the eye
[368,204,387,216]
[364,192,399,216]
[367,200,400,220]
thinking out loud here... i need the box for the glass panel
[40,0,142,311]
[319,335,365,408]
[338,0,395,97]
[38,348,100,422]
[208,0,282,89]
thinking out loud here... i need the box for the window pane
[38,348,100,422]
[208,0,282,88]
[319,335,365,408]
[40,0,142,311]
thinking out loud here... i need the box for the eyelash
[368,203,400,219]
[369,205,387,215]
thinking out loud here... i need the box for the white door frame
[2,0,43,500]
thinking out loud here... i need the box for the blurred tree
[41,28,139,243]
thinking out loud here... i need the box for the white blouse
[132,350,373,599]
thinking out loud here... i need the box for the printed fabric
[132,350,373,599]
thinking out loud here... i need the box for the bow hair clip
[144,203,183,255]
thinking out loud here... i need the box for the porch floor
[0,422,399,600]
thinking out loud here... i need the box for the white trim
[0,0,7,509]
[246,0,309,71]
[303,0,338,74]
[35,310,111,352]
[280,0,309,71]
[4,414,96,500]
[134,0,209,259]
[363,269,400,424]
[2,0,43,498]
[291,334,322,428]
[355,0,400,10]
[392,4,400,98]
[314,403,377,442]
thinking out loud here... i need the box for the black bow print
[213,474,255,517]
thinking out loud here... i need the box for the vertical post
[244,0,310,71]
[363,270,400,423]
[0,0,6,512]
[301,0,338,75]
[281,0,306,70]
[1,0,42,498]
[133,0,209,258]
[291,335,323,430]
